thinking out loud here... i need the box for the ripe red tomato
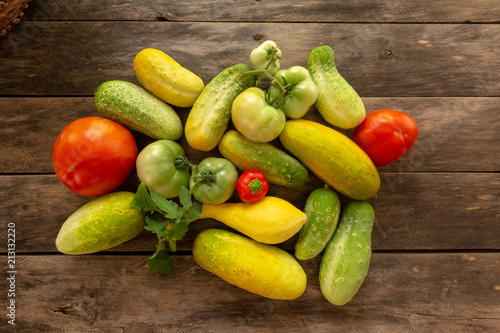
[353,110,419,167]
[236,170,269,202]
[52,116,138,196]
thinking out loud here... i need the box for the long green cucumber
[295,185,340,260]
[319,200,375,305]
[279,119,380,200]
[94,80,183,140]
[308,45,365,129]
[56,192,145,254]
[218,130,309,188]
[193,229,307,300]
[185,64,255,151]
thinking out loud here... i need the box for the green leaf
[285,81,300,91]
[184,201,203,221]
[144,215,170,238]
[140,185,200,276]
[150,191,179,219]
[179,186,192,209]
[170,221,190,242]
[130,183,158,213]
[147,249,175,276]
[281,75,288,87]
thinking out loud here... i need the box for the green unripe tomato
[190,157,238,204]
[269,66,318,119]
[136,140,191,198]
[250,40,282,75]
[231,87,286,143]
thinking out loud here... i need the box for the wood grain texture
[1,172,499,253]
[0,254,498,332]
[25,0,500,23]
[1,97,498,174]
[1,22,499,97]
[1,1,499,331]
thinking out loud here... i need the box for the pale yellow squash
[199,196,308,244]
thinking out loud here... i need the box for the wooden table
[1,1,499,331]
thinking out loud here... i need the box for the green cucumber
[319,200,375,305]
[193,229,307,300]
[218,130,309,188]
[295,185,340,260]
[308,45,365,129]
[94,80,183,140]
[185,63,255,151]
[56,192,145,254]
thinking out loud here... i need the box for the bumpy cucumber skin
[279,119,380,200]
[295,185,340,260]
[319,201,375,305]
[308,45,365,129]
[218,130,309,188]
[55,192,145,255]
[185,64,255,152]
[193,229,307,300]
[94,80,183,140]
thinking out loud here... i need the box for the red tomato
[353,110,419,167]
[236,170,269,202]
[52,116,138,196]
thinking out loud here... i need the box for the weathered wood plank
[1,172,498,253]
[25,0,500,23]
[1,97,498,174]
[1,22,498,97]
[0,253,498,332]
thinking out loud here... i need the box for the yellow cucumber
[218,130,309,188]
[56,192,145,255]
[279,119,380,200]
[199,196,308,244]
[133,48,205,108]
[185,63,255,151]
[308,45,366,129]
[193,229,307,300]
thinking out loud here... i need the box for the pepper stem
[248,178,263,194]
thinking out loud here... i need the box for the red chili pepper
[236,170,269,202]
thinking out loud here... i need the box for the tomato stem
[243,69,272,79]
[264,46,282,71]
[175,156,196,171]
[243,69,287,108]
[194,170,216,186]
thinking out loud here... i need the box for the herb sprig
[130,183,202,276]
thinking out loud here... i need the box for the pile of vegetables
[52,41,419,304]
